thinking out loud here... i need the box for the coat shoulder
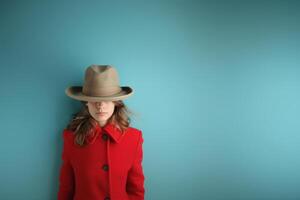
[62,128,75,141]
[126,126,143,139]
[126,126,142,134]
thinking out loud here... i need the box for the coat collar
[94,122,126,144]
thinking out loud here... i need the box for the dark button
[102,164,109,171]
[104,197,110,200]
[102,133,108,141]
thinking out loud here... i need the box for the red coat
[57,122,145,200]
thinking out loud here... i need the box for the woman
[58,65,145,200]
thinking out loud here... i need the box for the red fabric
[57,122,145,200]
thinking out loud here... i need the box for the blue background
[1,0,300,199]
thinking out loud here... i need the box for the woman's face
[86,101,115,126]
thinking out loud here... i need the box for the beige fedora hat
[65,64,134,102]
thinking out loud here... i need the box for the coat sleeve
[126,130,145,200]
[57,130,75,200]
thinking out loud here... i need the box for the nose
[95,102,105,109]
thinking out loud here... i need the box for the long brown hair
[65,100,134,147]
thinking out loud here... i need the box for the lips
[96,112,107,115]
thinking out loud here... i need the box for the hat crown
[85,65,119,87]
[82,65,122,97]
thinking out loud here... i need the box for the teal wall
[1,1,300,199]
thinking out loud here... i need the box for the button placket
[102,132,109,172]
[102,164,109,171]
[101,131,111,199]
[102,133,109,141]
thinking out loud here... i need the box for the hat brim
[65,86,134,102]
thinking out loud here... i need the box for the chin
[98,116,108,120]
